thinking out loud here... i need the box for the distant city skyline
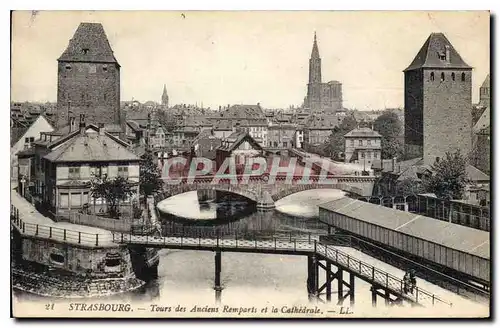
[11,11,489,110]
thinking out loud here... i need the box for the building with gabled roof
[215,131,263,174]
[344,127,382,167]
[27,119,140,220]
[56,22,121,128]
[11,114,55,181]
[404,32,472,165]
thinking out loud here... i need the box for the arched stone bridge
[156,174,376,209]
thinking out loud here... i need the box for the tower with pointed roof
[404,32,472,165]
[56,22,121,128]
[161,84,169,108]
[304,33,343,112]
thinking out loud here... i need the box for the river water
[14,189,488,316]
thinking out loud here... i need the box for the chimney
[392,157,397,172]
[79,114,86,133]
[98,123,105,135]
[445,45,450,63]
[218,105,222,112]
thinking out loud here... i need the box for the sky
[11,11,490,110]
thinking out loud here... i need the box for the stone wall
[56,61,120,127]
[422,69,472,165]
[21,238,134,279]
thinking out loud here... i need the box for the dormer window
[438,52,446,61]
[82,48,89,55]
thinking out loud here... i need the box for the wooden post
[95,234,99,246]
[49,227,52,238]
[326,262,332,301]
[349,273,355,305]
[337,268,344,305]
[63,229,66,241]
[35,225,39,236]
[214,251,222,303]
[371,287,377,307]
[78,232,81,244]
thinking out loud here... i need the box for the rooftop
[404,32,471,71]
[319,197,489,259]
[43,127,139,163]
[345,127,382,138]
[58,22,119,64]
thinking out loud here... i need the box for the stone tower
[161,84,169,108]
[404,32,472,165]
[56,22,121,128]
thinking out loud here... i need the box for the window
[82,48,89,55]
[60,193,69,208]
[360,152,365,158]
[440,72,445,82]
[65,64,72,70]
[359,139,363,146]
[118,166,129,178]
[50,253,65,265]
[461,73,466,81]
[430,72,435,81]
[68,167,80,179]
[283,141,288,148]
[451,72,455,81]
[374,152,379,159]
[90,166,107,178]
[367,140,371,146]
[350,140,354,146]
[89,64,96,74]
[105,258,121,267]
[103,65,108,72]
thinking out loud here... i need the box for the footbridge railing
[113,232,452,308]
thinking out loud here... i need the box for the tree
[140,150,164,202]
[395,177,426,197]
[373,110,404,159]
[321,115,358,158]
[157,110,178,133]
[90,175,134,218]
[424,150,469,200]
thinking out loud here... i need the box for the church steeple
[161,84,169,107]
[309,32,322,84]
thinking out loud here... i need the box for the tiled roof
[466,165,489,182]
[404,33,471,71]
[319,197,489,259]
[217,131,262,152]
[305,114,341,130]
[473,106,490,133]
[44,131,139,163]
[344,127,382,138]
[481,74,490,89]
[58,22,119,64]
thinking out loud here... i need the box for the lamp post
[20,176,26,197]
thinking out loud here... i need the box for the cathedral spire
[309,32,321,84]
[161,84,169,107]
[311,31,320,59]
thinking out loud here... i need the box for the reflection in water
[157,189,344,239]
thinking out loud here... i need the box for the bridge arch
[271,183,365,202]
[155,184,261,203]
